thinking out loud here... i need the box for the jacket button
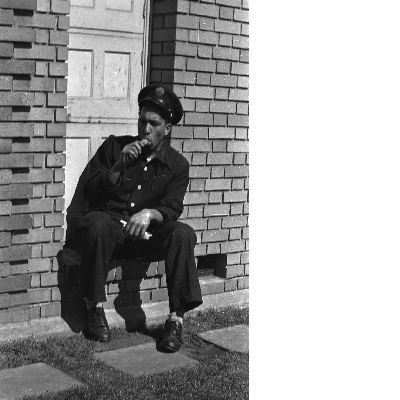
[144,167,147,171]
[138,185,141,190]
[130,202,135,207]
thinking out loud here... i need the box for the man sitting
[77,84,203,352]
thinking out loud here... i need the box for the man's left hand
[125,209,152,241]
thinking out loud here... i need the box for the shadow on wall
[65,162,91,249]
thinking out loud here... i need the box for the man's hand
[124,209,152,241]
[112,138,150,173]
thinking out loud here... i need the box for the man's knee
[164,221,197,244]
[78,211,114,238]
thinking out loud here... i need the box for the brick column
[149,0,249,290]
[0,0,69,324]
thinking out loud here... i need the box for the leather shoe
[158,319,183,352]
[86,306,111,343]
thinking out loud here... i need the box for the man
[77,84,203,352]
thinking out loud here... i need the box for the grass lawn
[0,306,249,400]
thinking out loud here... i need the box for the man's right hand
[112,138,150,173]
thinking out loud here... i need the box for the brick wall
[150,0,249,290]
[0,0,248,327]
[0,0,68,324]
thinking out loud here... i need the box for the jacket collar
[149,139,173,170]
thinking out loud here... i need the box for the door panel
[65,0,148,244]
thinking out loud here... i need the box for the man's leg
[78,211,118,342]
[115,221,203,351]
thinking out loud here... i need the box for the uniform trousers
[77,210,203,313]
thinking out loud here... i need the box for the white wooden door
[65,0,149,243]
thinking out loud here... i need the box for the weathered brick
[0,215,31,231]
[238,276,249,290]
[224,278,238,292]
[187,58,216,73]
[189,30,218,45]
[14,77,55,92]
[0,153,33,168]
[47,123,66,137]
[205,178,231,191]
[0,92,34,107]
[215,0,241,6]
[41,302,61,318]
[0,262,10,278]
[190,179,205,191]
[11,229,53,245]
[234,9,249,22]
[221,240,245,253]
[46,183,65,197]
[0,9,14,26]
[202,229,229,243]
[43,213,64,228]
[189,168,210,181]
[0,244,31,263]
[0,183,33,200]
[222,216,247,228]
[175,42,197,57]
[207,153,233,165]
[55,108,67,122]
[176,14,199,29]
[183,140,211,152]
[0,170,11,185]
[49,62,68,77]
[11,258,51,275]
[35,28,49,44]
[227,141,249,153]
[185,113,213,126]
[208,217,221,229]
[16,14,57,29]
[54,169,65,184]
[42,242,63,257]
[186,86,214,99]
[0,107,11,121]
[0,139,12,153]
[58,15,70,30]
[25,107,53,122]
[47,93,67,107]
[46,153,66,167]
[0,59,35,74]
[0,232,11,247]
[0,201,11,217]
[223,191,247,203]
[51,0,70,14]
[231,62,248,76]
[183,192,209,205]
[49,30,69,46]
[0,43,13,58]
[12,139,53,153]
[212,140,227,152]
[225,165,248,177]
[203,204,230,217]
[0,27,35,42]
[200,276,224,295]
[0,0,37,10]
[55,78,67,92]
[11,198,53,214]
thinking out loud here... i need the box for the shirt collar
[151,140,173,169]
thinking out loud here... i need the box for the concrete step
[0,362,86,400]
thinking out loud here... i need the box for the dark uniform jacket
[83,135,189,225]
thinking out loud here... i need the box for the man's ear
[164,123,172,136]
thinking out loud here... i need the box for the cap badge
[155,87,165,96]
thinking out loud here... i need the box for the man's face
[138,104,171,151]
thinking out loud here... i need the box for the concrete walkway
[0,325,248,400]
